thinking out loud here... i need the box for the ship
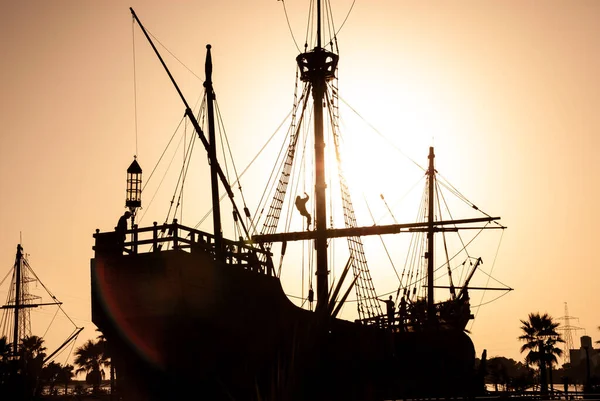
[91,4,509,401]
[1,244,84,399]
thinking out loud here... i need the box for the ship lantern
[125,157,142,211]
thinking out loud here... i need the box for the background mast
[427,147,436,323]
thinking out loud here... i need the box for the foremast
[295,0,339,316]
[129,8,266,261]
[204,45,223,255]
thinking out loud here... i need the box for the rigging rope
[138,116,187,225]
[280,0,301,53]
[193,109,294,232]
[379,194,397,224]
[181,118,187,221]
[323,0,336,49]
[435,180,457,295]
[305,0,314,51]
[364,194,400,283]
[402,185,427,301]
[256,81,310,247]
[288,0,353,52]
[169,130,197,225]
[23,260,78,329]
[41,307,60,339]
[59,332,80,366]
[214,100,255,231]
[468,229,506,331]
[140,116,185,195]
[338,95,426,173]
[145,28,202,81]
[0,268,11,287]
[437,173,505,229]
[470,290,512,308]
[327,83,383,321]
[130,17,211,175]
[132,17,139,157]
[374,177,425,225]
[334,0,356,38]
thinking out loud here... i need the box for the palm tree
[74,339,108,394]
[95,330,115,395]
[57,364,74,395]
[40,361,62,395]
[518,312,564,396]
[19,335,47,360]
[19,335,47,398]
[487,358,509,391]
[0,336,15,393]
[544,338,564,396]
[0,336,10,359]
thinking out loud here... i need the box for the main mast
[296,1,339,316]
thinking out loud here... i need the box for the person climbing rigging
[295,192,312,230]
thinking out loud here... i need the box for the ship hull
[91,246,477,401]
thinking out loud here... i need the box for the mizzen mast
[295,0,339,316]
[426,146,436,323]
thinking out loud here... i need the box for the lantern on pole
[126,157,142,217]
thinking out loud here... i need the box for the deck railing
[93,219,274,276]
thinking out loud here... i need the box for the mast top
[296,50,339,83]
[204,44,213,86]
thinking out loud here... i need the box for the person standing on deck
[295,192,312,230]
[398,296,407,331]
[116,210,132,247]
[379,295,395,327]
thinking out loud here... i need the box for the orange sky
[1,0,599,371]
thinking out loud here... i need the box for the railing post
[153,222,158,252]
[93,229,99,252]
[173,219,178,249]
[267,256,274,276]
[133,224,138,254]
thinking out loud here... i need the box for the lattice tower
[557,302,583,365]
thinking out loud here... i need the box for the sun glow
[259,44,495,316]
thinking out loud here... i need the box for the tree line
[1,313,599,399]
[0,331,110,400]
[481,312,599,396]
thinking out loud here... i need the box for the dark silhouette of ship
[91,5,508,401]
